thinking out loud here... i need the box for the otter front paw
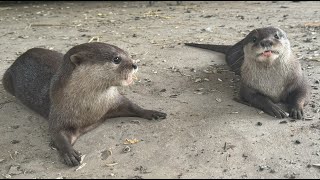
[61,149,82,167]
[143,110,167,120]
[264,104,288,119]
[290,107,304,120]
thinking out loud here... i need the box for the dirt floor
[0,1,319,179]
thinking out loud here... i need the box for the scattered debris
[269,169,276,173]
[10,140,20,144]
[75,163,87,171]
[7,165,22,175]
[124,138,140,145]
[88,36,100,43]
[304,117,314,121]
[195,78,202,83]
[304,22,320,28]
[258,165,266,171]
[122,146,131,153]
[105,162,118,167]
[294,140,301,144]
[242,153,248,158]
[101,149,112,160]
[80,154,86,164]
[312,164,320,168]
[169,94,178,98]
[130,120,141,124]
[134,166,151,174]
[223,142,236,151]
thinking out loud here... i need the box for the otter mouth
[123,72,138,86]
[257,50,279,57]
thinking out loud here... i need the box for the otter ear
[70,53,85,66]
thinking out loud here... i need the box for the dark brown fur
[2,42,166,166]
[185,27,310,119]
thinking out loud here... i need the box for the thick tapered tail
[184,43,232,54]
[2,69,15,96]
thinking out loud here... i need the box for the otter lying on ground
[185,26,310,119]
[2,42,167,166]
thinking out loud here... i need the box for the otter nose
[132,64,137,69]
[260,40,273,48]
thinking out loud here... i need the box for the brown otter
[185,26,310,120]
[2,42,167,166]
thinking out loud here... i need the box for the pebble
[123,146,131,153]
[7,165,22,175]
[195,78,202,83]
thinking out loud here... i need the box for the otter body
[2,42,167,166]
[185,27,310,119]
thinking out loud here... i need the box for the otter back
[2,48,63,118]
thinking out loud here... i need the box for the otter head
[67,42,138,88]
[243,26,291,65]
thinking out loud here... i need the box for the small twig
[105,162,118,167]
[29,23,72,27]
[9,153,14,160]
[88,36,100,43]
[75,163,87,171]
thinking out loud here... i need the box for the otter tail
[184,43,231,54]
[2,69,15,96]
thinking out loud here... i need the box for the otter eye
[274,34,280,39]
[112,57,121,64]
[252,37,257,43]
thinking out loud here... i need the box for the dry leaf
[124,138,140,144]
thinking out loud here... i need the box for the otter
[2,42,167,166]
[185,26,310,120]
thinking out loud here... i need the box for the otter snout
[260,39,273,48]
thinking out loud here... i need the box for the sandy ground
[0,1,320,179]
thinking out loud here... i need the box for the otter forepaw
[290,107,304,120]
[62,149,82,167]
[143,110,167,120]
[264,104,288,119]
